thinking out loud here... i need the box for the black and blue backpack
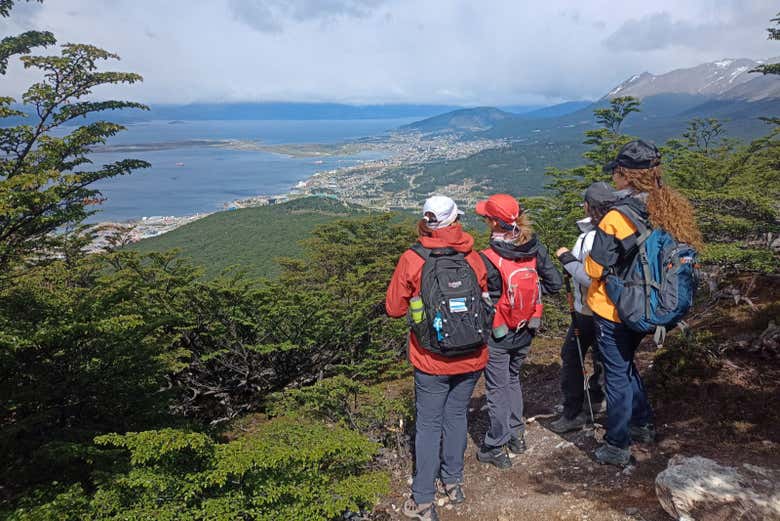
[409,244,494,357]
[604,205,699,346]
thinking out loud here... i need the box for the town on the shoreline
[89,130,508,249]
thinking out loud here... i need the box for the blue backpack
[604,205,699,346]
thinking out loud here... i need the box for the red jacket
[385,224,489,375]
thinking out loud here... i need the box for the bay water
[84,118,413,222]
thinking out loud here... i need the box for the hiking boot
[594,442,632,466]
[550,412,587,433]
[402,499,439,521]
[443,483,465,504]
[476,444,512,469]
[630,423,656,444]
[507,435,527,454]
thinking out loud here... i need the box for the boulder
[655,455,780,520]
[753,321,780,358]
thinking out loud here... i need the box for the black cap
[603,140,661,173]
[583,181,619,210]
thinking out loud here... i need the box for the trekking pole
[564,275,595,425]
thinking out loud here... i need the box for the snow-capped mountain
[605,58,780,101]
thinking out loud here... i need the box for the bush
[700,243,778,274]
[651,331,723,394]
[267,375,414,448]
[8,418,388,521]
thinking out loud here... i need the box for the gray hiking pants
[484,345,529,448]
[412,368,480,505]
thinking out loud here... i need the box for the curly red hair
[616,165,703,249]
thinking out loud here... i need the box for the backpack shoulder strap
[411,243,461,263]
[481,248,500,266]
[613,205,651,241]
[410,242,430,261]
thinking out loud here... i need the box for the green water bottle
[492,323,509,339]
[409,296,425,323]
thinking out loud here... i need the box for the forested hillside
[1,3,779,520]
[130,197,367,279]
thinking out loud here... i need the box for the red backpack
[481,249,543,331]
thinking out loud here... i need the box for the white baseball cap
[422,195,464,229]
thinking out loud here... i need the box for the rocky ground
[375,274,780,521]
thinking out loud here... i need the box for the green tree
[0,0,148,271]
[0,1,54,74]
[750,13,780,76]
[1,4,399,519]
[663,119,779,271]
[0,43,148,269]
[526,96,639,250]
[0,0,163,503]
[592,96,641,134]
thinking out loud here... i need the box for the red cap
[475,194,521,225]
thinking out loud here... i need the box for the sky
[2,0,779,106]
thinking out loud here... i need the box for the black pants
[560,312,604,419]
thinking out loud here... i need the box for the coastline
[87,130,508,251]
[85,143,386,250]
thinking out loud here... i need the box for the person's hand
[528,317,541,335]
[556,247,569,257]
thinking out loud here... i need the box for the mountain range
[605,58,780,101]
[403,58,780,142]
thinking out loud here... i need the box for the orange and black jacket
[584,196,649,323]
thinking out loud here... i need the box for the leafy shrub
[267,375,414,448]
[0,251,194,495]
[8,418,388,521]
[700,243,778,274]
[651,331,723,394]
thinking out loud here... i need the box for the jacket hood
[614,193,650,223]
[419,223,474,253]
[488,233,541,260]
[576,217,594,234]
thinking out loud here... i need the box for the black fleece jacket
[480,234,563,351]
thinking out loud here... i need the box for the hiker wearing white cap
[421,195,464,230]
[386,195,491,521]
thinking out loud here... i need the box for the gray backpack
[409,244,493,357]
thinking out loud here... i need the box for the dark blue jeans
[412,369,480,504]
[594,315,653,449]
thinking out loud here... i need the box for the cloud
[228,0,388,33]
[1,0,778,105]
[603,12,721,51]
[604,4,777,53]
[4,0,44,26]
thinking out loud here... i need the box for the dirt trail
[376,274,780,521]
[379,345,669,521]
